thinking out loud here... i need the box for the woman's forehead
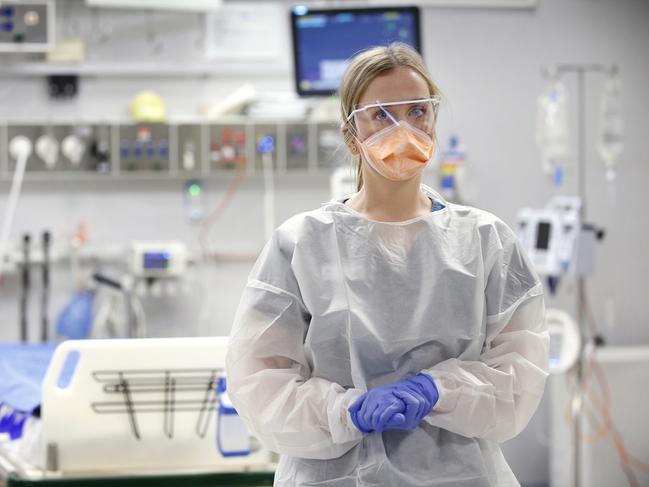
[358,67,430,106]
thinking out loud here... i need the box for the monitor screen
[143,251,171,270]
[535,221,552,251]
[290,6,421,97]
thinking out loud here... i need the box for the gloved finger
[350,408,372,433]
[402,384,430,414]
[356,391,376,421]
[409,381,434,421]
[359,393,381,432]
[415,399,432,424]
[404,382,424,396]
[384,412,406,429]
[406,375,439,410]
[372,396,404,427]
[349,408,361,432]
[408,389,431,423]
[348,394,370,433]
[372,398,405,432]
[392,389,421,425]
[397,389,430,427]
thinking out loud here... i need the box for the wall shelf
[0,61,290,78]
[0,119,344,182]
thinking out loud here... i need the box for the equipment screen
[290,6,421,96]
[143,251,171,270]
[535,222,551,250]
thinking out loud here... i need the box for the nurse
[226,42,549,486]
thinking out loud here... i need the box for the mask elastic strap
[376,100,400,126]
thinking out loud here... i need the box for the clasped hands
[348,374,439,434]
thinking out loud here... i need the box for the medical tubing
[581,289,648,481]
[92,272,122,290]
[196,161,247,334]
[563,285,649,484]
[92,272,139,338]
[588,357,642,485]
[0,149,29,282]
[41,231,51,342]
[20,234,31,342]
[572,353,641,485]
[197,153,246,258]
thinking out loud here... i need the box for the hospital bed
[0,337,276,486]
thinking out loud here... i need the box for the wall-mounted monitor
[290,5,421,97]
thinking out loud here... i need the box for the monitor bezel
[290,5,422,97]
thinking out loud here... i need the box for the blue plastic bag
[56,291,94,340]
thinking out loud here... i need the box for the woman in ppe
[225,42,549,487]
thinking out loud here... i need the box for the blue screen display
[143,251,171,270]
[292,7,420,96]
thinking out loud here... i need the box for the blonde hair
[339,42,442,190]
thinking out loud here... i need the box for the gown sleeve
[225,225,364,460]
[422,219,549,442]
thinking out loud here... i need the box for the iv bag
[536,80,570,184]
[598,71,623,181]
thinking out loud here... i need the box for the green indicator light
[189,183,201,197]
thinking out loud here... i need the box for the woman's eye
[373,109,389,121]
[409,106,426,118]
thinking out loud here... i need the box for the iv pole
[540,63,617,487]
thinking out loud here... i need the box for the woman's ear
[341,122,358,154]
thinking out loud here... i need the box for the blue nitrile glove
[348,388,405,433]
[382,374,439,431]
[348,374,439,433]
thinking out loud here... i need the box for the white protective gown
[226,185,549,486]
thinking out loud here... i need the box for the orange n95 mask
[346,98,439,181]
[360,122,435,181]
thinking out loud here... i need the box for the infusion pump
[517,196,599,277]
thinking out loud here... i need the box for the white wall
[2,0,647,343]
[1,1,648,485]
[423,0,649,349]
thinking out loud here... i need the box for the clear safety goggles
[345,97,440,141]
